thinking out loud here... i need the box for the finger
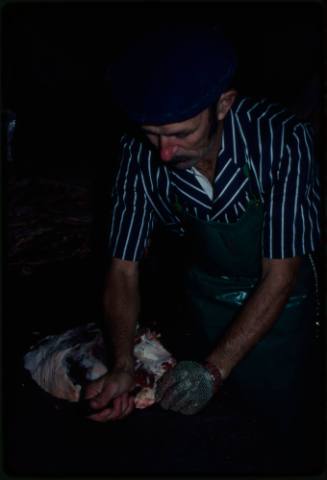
[164,390,189,412]
[116,394,134,420]
[105,395,124,421]
[180,400,203,415]
[86,407,115,422]
[89,382,118,410]
[160,386,186,410]
[104,395,135,421]
[179,400,208,415]
[86,395,135,422]
[117,392,129,417]
[155,372,175,402]
[122,396,135,417]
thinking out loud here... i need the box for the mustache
[169,155,194,166]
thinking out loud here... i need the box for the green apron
[174,166,318,433]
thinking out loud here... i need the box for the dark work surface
[4,259,325,476]
[6,372,264,475]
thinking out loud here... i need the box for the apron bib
[174,165,318,429]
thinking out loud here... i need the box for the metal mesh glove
[155,360,216,415]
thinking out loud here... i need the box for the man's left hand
[155,360,219,415]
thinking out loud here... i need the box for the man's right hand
[84,369,136,422]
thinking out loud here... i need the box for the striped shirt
[108,95,321,261]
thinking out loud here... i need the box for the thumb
[155,370,174,402]
[84,376,106,400]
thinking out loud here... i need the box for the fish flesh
[24,323,176,409]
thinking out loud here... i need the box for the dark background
[3,1,324,173]
[3,1,325,257]
[3,1,325,476]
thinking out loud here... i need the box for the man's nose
[159,139,178,162]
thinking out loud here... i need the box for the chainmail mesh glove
[155,360,219,415]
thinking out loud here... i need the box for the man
[85,24,321,441]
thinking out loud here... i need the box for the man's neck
[196,121,224,183]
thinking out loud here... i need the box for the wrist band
[202,360,223,393]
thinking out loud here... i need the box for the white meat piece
[134,387,155,410]
[24,324,108,402]
[24,323,176,409]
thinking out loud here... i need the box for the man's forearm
[103,258,140,371]
[206,257,302,380]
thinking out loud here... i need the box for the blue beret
[109,24,237,125]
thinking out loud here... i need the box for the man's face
[141,107,219,170]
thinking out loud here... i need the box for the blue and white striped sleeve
[263,122,321,258]
[108,136,156,261]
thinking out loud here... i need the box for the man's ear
[217,90,237,120]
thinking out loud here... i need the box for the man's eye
[175,132,189,139]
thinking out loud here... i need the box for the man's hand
[84,369,135,422]
[155,360,219,415]
[206,257,302,379]
[86,257,140,423]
